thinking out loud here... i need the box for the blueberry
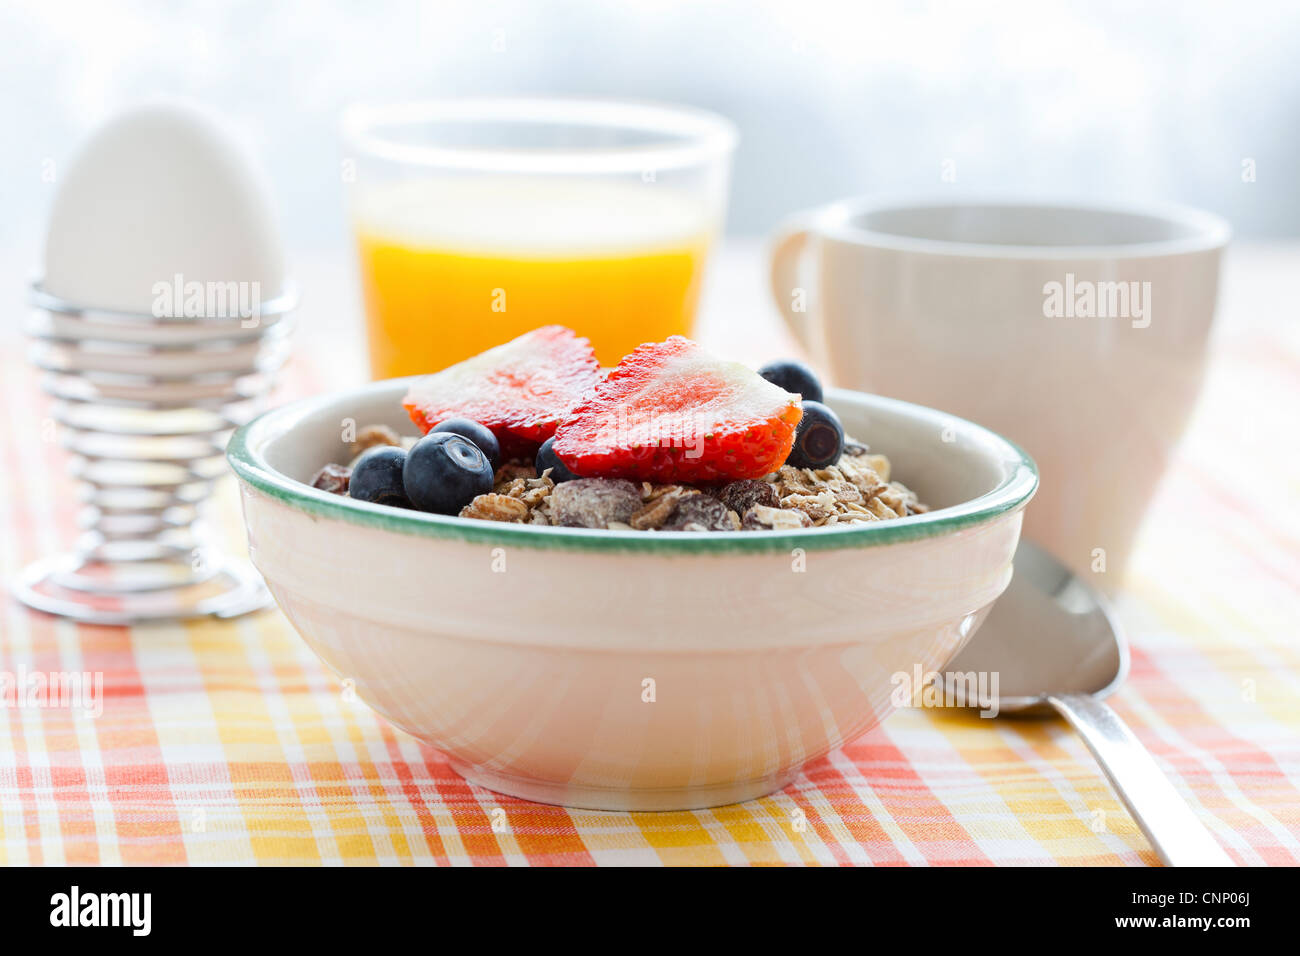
[349,446,411,508]
[758,360,824,404]
[786,400,844,469]
[429,417,500,470]
[403,432,494,514]
[535,436,579,483]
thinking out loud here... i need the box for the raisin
[663,493,733,532]
[550,478,642,529]
[716,479,779,516]
[310,463,351,495]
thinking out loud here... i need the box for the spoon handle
[1046,692,1234,867]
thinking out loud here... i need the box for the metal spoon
[943,540,1233,867]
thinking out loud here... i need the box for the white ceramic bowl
[228,379,1036,811]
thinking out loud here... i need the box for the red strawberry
[551,336,803,484]
[403,326,601,457]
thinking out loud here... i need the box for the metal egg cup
[15,282,296,625]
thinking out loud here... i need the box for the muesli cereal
[743,505,813,530]
[314,330,929,531]
[550,478,642,529]
[459,493,530,523]
[309,462,351,495]
[662,493,734,532]
[350,423,401,458]
[715,479,779,515]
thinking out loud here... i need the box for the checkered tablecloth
[1,250,1297,866]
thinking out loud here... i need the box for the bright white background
[3,0,1298,268]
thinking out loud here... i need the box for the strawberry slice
[403,326,601,456]
[551,336,803,484]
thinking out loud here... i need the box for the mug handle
[768,218,817,355]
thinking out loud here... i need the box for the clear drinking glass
[341,97,738,378]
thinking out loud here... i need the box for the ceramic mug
[769,198,1230,588]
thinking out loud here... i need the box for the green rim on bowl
[226,386,1038,556]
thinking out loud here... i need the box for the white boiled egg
[43,102,287,315]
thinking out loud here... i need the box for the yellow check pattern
[0,315,1296,866]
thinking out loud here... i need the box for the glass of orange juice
[341,98,738,378]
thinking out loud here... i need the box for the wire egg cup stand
[14,282,296,625]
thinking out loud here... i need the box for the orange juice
[354,179,716,378]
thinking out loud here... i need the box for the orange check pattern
[0,305,1297,866]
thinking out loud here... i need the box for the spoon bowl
[946,540,1127,713]
[945,540,1232,866]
